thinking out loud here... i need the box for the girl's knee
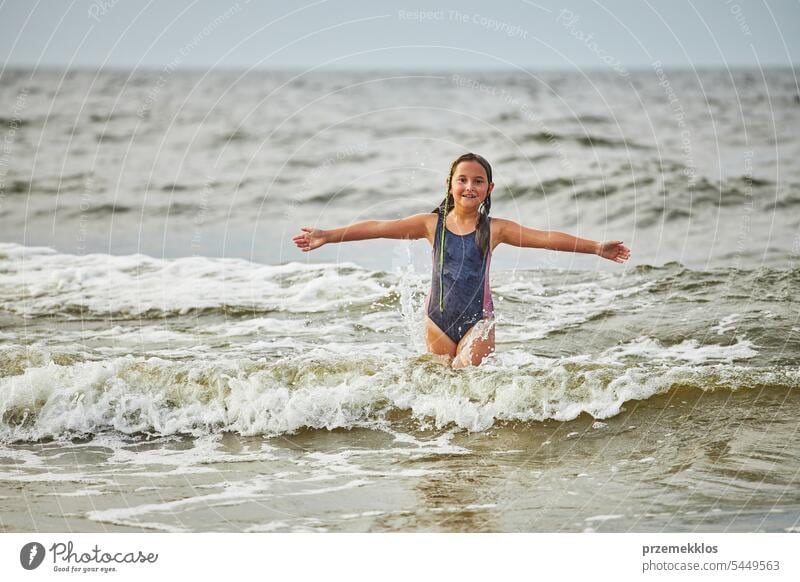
[451,354,469,369]
[452,343,494,368]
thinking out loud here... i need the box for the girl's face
[450,160,493,211]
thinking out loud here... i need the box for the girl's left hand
[597,240,631,263]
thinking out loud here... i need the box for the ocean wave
[1,243,798,320]
[518,131,648,149]
[0,173,93,196]
[66,203,134,217]
[0,243,387,319]
[1,346,795,442]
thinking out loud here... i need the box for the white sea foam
[496,276,657,340]
[86,477,272,531]
[2,345,795,442]
[712,313,741,335]
[0,242,387,317]
[599,336,757,363]
[208,317,311,337]
[585,514,624,522]
[285,478,371,496]
[49,488,104,497]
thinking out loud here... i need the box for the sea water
[0,68,798,531]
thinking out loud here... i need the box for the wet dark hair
[432,152,493,258]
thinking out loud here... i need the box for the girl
[292,153,631,368]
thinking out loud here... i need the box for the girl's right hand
[292,227,327,252]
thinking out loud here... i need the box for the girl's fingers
[292,228,317,252]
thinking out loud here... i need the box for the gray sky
[1,0,798,71]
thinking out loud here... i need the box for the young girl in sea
[292,153,631,368]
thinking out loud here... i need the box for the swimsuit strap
[438,200,448,311]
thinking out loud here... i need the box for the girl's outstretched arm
[495,218,631,263]
[292,213,434,252]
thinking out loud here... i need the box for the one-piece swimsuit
[425,211,494,344]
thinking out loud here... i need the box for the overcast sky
[1,0,798,71]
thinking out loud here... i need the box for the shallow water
[2,386,798,533]
[1,68,798,532]
[1,243,798,532]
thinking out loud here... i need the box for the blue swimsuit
[426,211,494,344]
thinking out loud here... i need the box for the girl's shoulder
[488,216,514,231]
[488,217,516,250]
[414,212,440,242]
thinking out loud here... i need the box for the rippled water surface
[1,68,798,531]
